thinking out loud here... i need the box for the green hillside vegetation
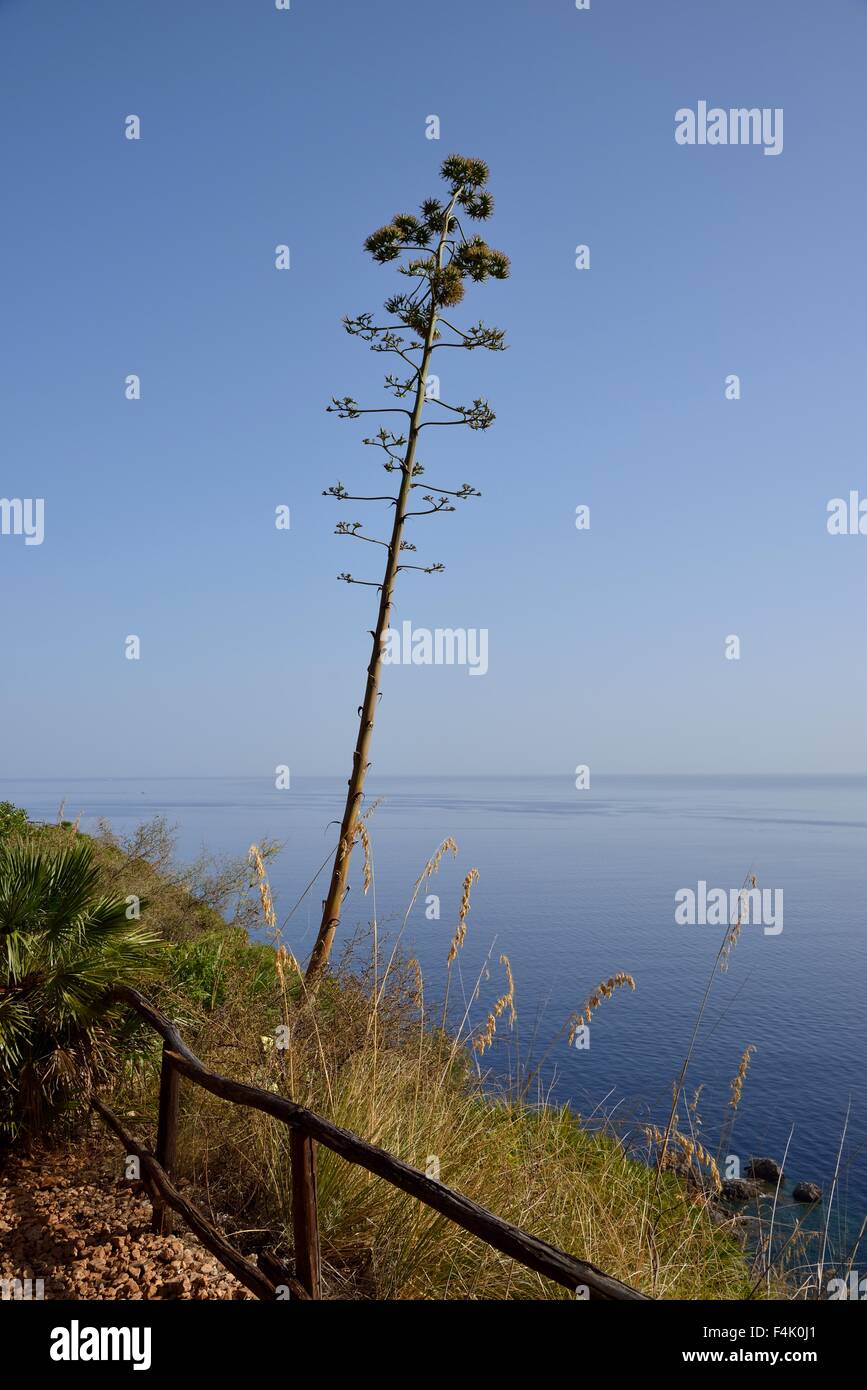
[0,806,765,1299]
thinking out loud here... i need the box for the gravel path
[0,1137,253,1300]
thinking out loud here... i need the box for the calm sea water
[7,774,866,1246]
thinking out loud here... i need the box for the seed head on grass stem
[729,1044,756,1112]
[645,1124,723,1194]
[375,837,459,1017]
[473,954,516,1055]
[448,867,479,964]
[721,875,756,973]
[249,844,276,930]
[566,973,636,1045]
[355,819,373,895]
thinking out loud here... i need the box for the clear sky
[2,0,865,777]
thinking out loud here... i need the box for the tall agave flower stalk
[304,155,509,984]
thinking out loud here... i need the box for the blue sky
[2,0,865,777]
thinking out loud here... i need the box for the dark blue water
[7,774,866,1249]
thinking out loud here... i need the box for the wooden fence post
[152,1042,179,1235]
[290,1129,321,1298]
[99,986,648,1299]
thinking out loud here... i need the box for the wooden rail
[93,985,649,1301]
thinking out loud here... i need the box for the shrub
[0,837,160,1141]
[0,801,29,840]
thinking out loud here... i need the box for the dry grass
[473,954,516,1056]
[11,808,846,1301]
[447,866,479,965]
[24,811,821,1300]
[729,1045,756,1112]
[566,973,636,1046]
[102,828,758,1301]
[114,952,754,1299]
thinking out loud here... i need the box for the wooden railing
[91,985,649,1302]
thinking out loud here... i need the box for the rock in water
[720,1178,762,1202]
[792,1181,822,1203]
[746,1157,783,1182]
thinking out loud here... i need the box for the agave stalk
[305,156,508,984]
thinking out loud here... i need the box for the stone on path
[0,1136,254,1300]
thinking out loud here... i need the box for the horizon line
[5,772,867,783]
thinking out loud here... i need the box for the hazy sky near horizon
[2,0,865,778]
